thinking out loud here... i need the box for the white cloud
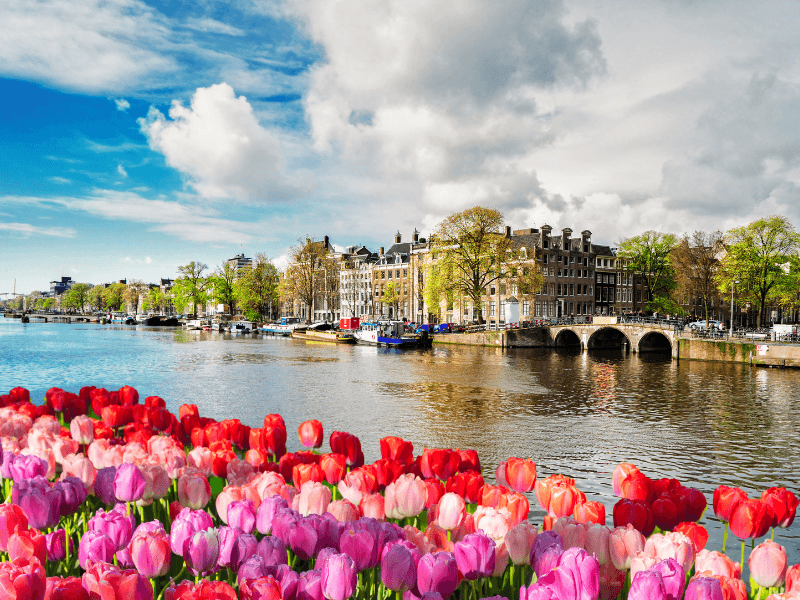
[183,17,246,37]
[115,98,130,111]
[117,165,128,178]
[0,222,76,238]
[0,0,176,93]
[49,177,71,184]
[139,83,315,202]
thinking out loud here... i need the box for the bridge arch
[638,330,672,353]
[553,328,581,347]
[587,326,631,351]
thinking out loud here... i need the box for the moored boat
[353,320,421,347]
[291,322,356,344]
[260,317,305,336]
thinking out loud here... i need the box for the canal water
[2,319,799,562]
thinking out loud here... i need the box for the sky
[2,0,799,295]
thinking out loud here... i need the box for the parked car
[689,319,725,331]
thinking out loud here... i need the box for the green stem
[722,522,729,553]
[741,540,746,571]
[771,527,775,541]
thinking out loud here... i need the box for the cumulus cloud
[0,222,76,238]
[115,99,130,111]
[117,165,128,178]
[139,83,315,202]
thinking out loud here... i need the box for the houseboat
[291,322,355,344]
[260,317,305,336]
[354,320,421,347]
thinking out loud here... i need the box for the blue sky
[2,0,800,295]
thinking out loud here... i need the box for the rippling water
[2,319,800,561]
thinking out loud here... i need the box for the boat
[291,322,356,344]
[135,314,161,326]
[260,317,305,336]
[228,320,256,334]
[184,319,205,330]
[354,320,422,347]
[110,313,136,325]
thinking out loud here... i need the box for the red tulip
[713,485,747,522]
[102,405,132,429]
[298,420,324,449]
[147,407,173,432]
[420,449,460,481]
[179,404,199,420]
[144,395,166,408]
[422,478,445,508]
[293,463,324,489]
[371,459,405,489]
[678,486,707,523]
[457,449,481,473]
[320,453,347,485]
[729,498,774,539]
[574,500,606,526]
[446,471,485,504]
[480,484,509,509]
[260,426,287,459]
[263,413,286,432]
[0,557,46,600]
[380,436,414,465]
[504,457,537,493]
[45,576,89,600]
[9,387,31,404]
[652,495,680,531]
[613,499,655,537]
[118,385,139,406]
[619,470,652,503]
[330,432,363,468]
[0,503,29,552]
[7,528,47,564]
[761,487,799,528]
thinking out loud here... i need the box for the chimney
[581,230,592,253]
[505,226,511,238]
[540,224,552,249]
[562,227,572,250]
[379,247,384,256]
[395,231,402,244]
[324,235,330,249]
[412,228,419,243]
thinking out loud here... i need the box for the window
[523,300,530,315]
[610,275,615,284]
[569,284,574,296]
[589,285,593,296]
[388,270,392,278]
[597,258,601,266]
[396,270,400,278]
[490,286,496,295]
[490,304,496,316]
[550,284,555,296]
[569,269,574,277]
[557,283,562,296]
[403,269,407,277]
[543,254,548,264]
[558,269,562,277]
[549,267,554,276]
[535,302,540,316]
[500,284,507,295]
[570,256,575,264]
[616,289,621,302]
[558,255,563,263]
[543,239,549,249]
[381,271,385,279]
[584,257,588,266]
[578,270,582,278]
[569,302,574,314]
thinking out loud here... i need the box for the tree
[672,231,724,325]
[123,280,149,314]
[209,263,238,316]
[87,286,105,312]
[235,254,280,322]
[426,207,543,324]
[174,262,209,317]
[381,281,403,317]
[718,216,800,328]
[617,231,677,311]
[103,283,126,311]
[283,237,329,319]
[141,287,167,313]
[63,283,91,312]
[319,255,341,322]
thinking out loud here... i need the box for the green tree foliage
[174,262,209,317]
[209,263,238,316]
[235,254,280,322]
[63,283,91,312]
[381,281,402,316]
[87,286,106,312]
[617,231,677,310]
[282,238,329,316]
[141,287,167,313]
[671,230,724,324]
[103,283,127,311]
[718,216,800,328]
[124,280,149,314]
[427,206,543,324]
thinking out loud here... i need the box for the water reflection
[1,320,800,560]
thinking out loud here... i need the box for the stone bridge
[504,317,679,358]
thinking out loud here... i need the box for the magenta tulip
[381,543,417,592]
[417,551,459,599]
[628,570,669,600]
[454,532,496,581]
[88,505,134,551]
[256,496,289,535]
[184,528,220,575]
[651,558,686,600]
[130,525,171,578]
[684,577,724,600]
[78,530,116,569]
[227,499,256,534]
[113,463,146,502]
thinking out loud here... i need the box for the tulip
[454,532,496,580]
[184,528,221,575]
[45,576,89,600]
[437,493,466,531]
[585,524,610,566]
[228,499,257,534]
[70,415,95,445]
[695,549,741,579]
[713,486,747,522]
[630,551,659,580]
[531,531,564,577]
[297,569,323,600]
[0,557,47,600]
[93,466,118,505]
[8,528,47,564]
[729,498,774,539]
[299,420,324,449]
[241,575,283,600]
[177,471,212,510]
[628,570,669,600]
[256,535,288,568]
[130,525,171,578]
[320,453,348,485]
[8,454,48,482]
[684,576,724,600]
[651,558,686,600]
[385,474,428,520]
[574,500,606,526]
[78,530,116,569]
[17,485,62,530]
[321,552,357,600]
[420,448,460,481]
[762,487,799,528]
[113,463,146,502]
[674,521,709,552]
[749,539,788,588]
[787,564,800,592]
[417,551,459,599]
[505,457,537,493]
[552,517,588,550]
[613,499,655,536]
[555,547,600,599]
[339,524,377,571]
[598,561,626,600]
[652,496,680,531]
[381,543,417,592]
[256,496,290,535]
[329,432,363,468]
[446,471,485,504]
[504,521,538,566]
[608,524,645,570]
[612,463,640,497]
[473,506,512,543]
[45,529,72,562]
[0,504,28,552]
[327,499,360,522]
[678,487,707,523]
[360,493,385,520]
[220,528,258,571]
[643,531,695,575]
[88,506,134,551]
[380,436,414,465]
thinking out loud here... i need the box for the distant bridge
[4,312,96,323]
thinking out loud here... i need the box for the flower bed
[0,384,798,600]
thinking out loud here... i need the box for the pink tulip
[504,521,538,566]
[113,463,146,502]
[495,461,509,488]
[608,524,645,570]
[187,447,214,476]
[227,500,257,534]
[385,474,428,520]
[787,563,800,592]
[694,549,741,579]
[749,539,788,588]
[216,485,246,524]
[473,506,512,543]
[327,499,361,522]
[184,528,220,576]
[61,453,97,491]
[598,561,626,600]
[298,481,332,517]
[138,464,171,505]
[585,524,611,566]
[178,472,211,509]
[226,458,256,487]
[360,493,385,520]
[644,531,695,575]
[437,493,466,531]
[321,552,357,600]
[130,524,171,578]
[552,517,588,550]
[630,551,659,580]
